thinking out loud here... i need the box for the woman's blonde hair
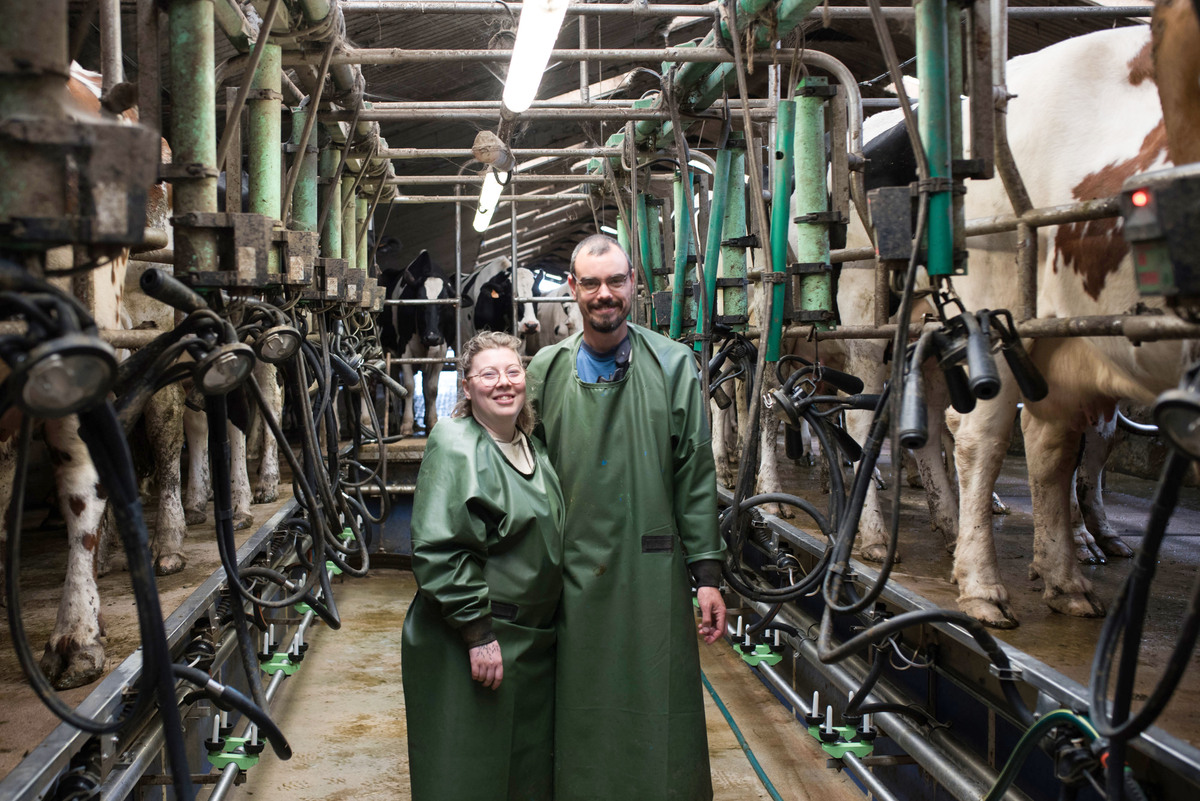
[451,330,535,433]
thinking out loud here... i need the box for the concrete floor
[232,570,864,801]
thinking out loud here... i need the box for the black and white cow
[378,248,456,436]
[459,257,540,349]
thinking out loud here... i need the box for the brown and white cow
[0,65,185,689]
[831,20,1199,628]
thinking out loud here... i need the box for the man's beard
[586,299,627,333]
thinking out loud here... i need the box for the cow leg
[147,384,187,575]
[423,345,447,432]
[183,407,210,525]
[253,362,281,504]
[756,371,789,518]
[228,420,254,530]
[39,416,106,689]
[399,359,417,437]
[952,384,1021,628]
[913,369,959,549]
[1024,411,1106,618]
[1076,417,1132,561]
[710,400,737,489]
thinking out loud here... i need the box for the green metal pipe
[616,213,631,255]
[319,147,342,257]
[793,79,833,332]
[695,147,732,348]
[766,100,795,362]
[721,141,749,331]
[249,43,282,274]
[341,175,357,266]
[168,0,218,274]
[916,0,955,277]
[947,1,967,266]
[646,198,668,293]
[634,193,659,328]
[290,108,319,233]
[356,196,369,272]
[670,171,694,339]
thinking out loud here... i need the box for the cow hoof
[991,493,1011,516]
[185,508,207,526]
[958,598,1019,629]
[400,424,414,437]
[41,638,105,690]
[253,486,279,505]
[1046,589,1105,618]
[1075,544,1106,565]
[858,543,901,564]
[232,511,254,531]
[1098,536,1134,559]
[156,552,187,576]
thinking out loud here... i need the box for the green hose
[982,709,1098,801]
[701,670,785,801]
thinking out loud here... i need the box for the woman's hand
[469,641,504,690]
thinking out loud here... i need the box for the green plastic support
[262,653,300,676]
[207,736,262,770]
[733,642,783,667]
[806,725,875,759]
[326,560,343,577]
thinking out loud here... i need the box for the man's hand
[469,641,503,689]
[696,586,727,644]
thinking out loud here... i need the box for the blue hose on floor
[701,670,785,801]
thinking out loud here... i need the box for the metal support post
[168,0,219,275]
[793,78,834,332]
[695,147,733,349]
[670,171,694,338]
[289,108,319,232]
[915,0,956,277]
[357,196,370,272]
[319,147,342,257]
[341,175,357,266]
[721,140,749,330]
[249,43,283,274]
[767,100,796,361]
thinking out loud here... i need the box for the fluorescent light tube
[501,0,569,114]
[473,169,507,233]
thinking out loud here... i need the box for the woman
[401,331,564,801]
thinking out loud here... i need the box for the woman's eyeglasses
[574,272,631,294]
[467,366,526,386]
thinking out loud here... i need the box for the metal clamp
[988,664,1025,682]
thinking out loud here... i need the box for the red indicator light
[1131,189,1151,208]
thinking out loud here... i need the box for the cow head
[513,266,541,337]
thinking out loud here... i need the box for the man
[526,234,727,801]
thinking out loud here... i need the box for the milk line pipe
[380,147,621,159]
[387,174,606,184]
[366,99,778,110]
[388,193,593,203]
[328,107,778,121]
[732,606,1036,801]
[342,1,1150,17]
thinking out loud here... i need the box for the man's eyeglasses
[574,272,632,294]
[467,366,526,386]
